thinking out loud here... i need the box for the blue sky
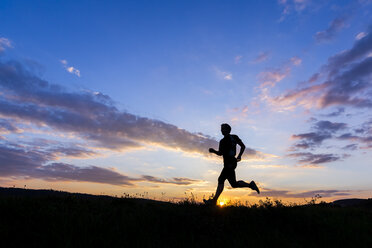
[1,0,372,203]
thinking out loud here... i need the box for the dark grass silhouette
[1,187,372,247]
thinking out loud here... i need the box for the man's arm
[209,141,223,156]
[209,148,222,156]
[236,138,245,162]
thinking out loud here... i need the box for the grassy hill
[1,187,372,247]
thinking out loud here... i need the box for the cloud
[0,143,50,176]
[356,32,367,40]
[0,143,136,185]
[321,107,345,117]
[278,0,310,22]
[36,162,137,186]
[291,120,347,150]
[249,188,352,198]
[257,56,301,90]
[314,15,349,43]
[293,0,309,11]
[342,144,358,150]
[224,73,232,80]
[66,66,81,77]
[313,120,347,132]
[253,52,270,64]
[291,132,332,149]
[0,38,12,52]
[272,27,372,110]
[258,67,290,88]
[324,119,372,149]
[288,152,341,165]
[0,59,259,159]
[141,175,200,185]
[290,56,302,66]
[60,59,81,77]
[234,55,243,64]
[0,141,202,186]
[214,67,233,81]
[256,56,304,111]
[0,118,22,134]
[47,145,97,158]
[338,132,372,145]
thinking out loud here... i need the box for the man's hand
[236,156,241,162]
[209,148,216,153]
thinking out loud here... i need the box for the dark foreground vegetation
[1,188,372,248]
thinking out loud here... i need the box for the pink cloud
[268,27,372,111]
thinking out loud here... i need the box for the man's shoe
[203,198,217,205]
[250,181,260,194]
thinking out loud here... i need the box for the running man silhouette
[204,123,260,205]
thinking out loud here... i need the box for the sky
[1,0,372,204]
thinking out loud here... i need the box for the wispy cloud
[234,55,243,64]
[290,120,347,150]
[314,120,347,132]
[320,107,345,117]
[290,56,302,66]
[256,56,303,109]
[355,32,367,40]
[291,132,332,150]
[272,26,372,110]
[249,188,352,198]
[337,125,372,148]
[278,0,311,22]
[258,56,302,89]
[0,141,203,186]
[252,52,270,64]
[342,144,358,151]
[0,118,22,134]
[215,67,233,80]
[258,68,290,88]
[0,37,12,52]
[60,59,81,77]
[291,115,372,159]
[288,152,341,165]
[141,175,200,185]
[314,15,350,43]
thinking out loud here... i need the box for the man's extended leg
[228,171,260,194]
[204,168,228,205]
[204,182,224,205]
[213,182,224,202]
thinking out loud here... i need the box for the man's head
[221,123,231,136]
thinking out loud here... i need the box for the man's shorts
[218,158,237,185]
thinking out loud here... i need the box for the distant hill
[0,186,171,205]
[1,187,372,247]
[0,186,110,198]
[332,198,372,208]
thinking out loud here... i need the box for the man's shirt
[219,134,242,165]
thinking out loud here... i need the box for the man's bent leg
[231,179,260,194]
[227,170,250,188]
[225,166,260,193]
[227,170,254,188]
[236,180,251,187]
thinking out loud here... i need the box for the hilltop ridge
[1,187,372,247]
